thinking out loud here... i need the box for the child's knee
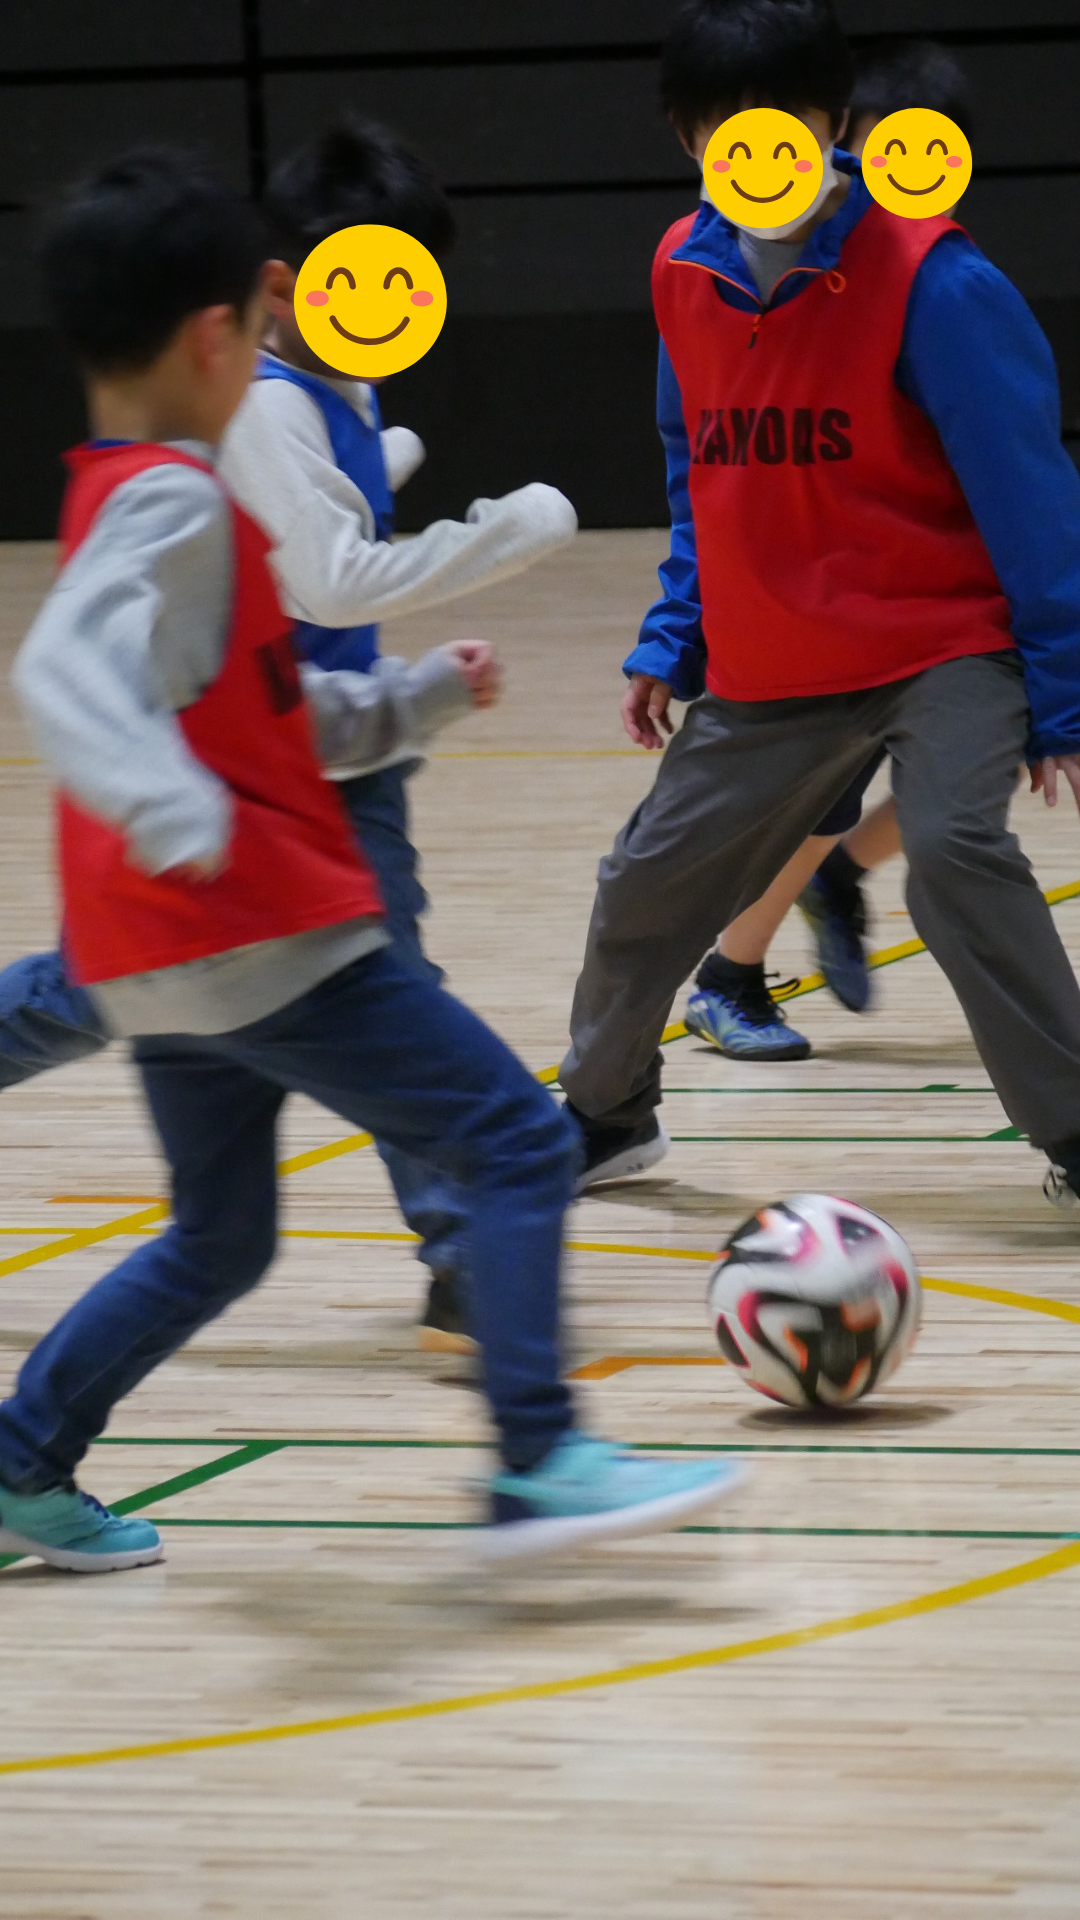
[184,1214,278,1300]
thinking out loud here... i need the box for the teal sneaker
[0,1482,163,1572]
[481,1431,747,1563]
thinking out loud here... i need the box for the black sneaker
[416,1272,477,1354]
[569,1111,671,1197]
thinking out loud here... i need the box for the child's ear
[261,257,297,317]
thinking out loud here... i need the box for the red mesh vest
[56,442,382,983]
[652,202,1013,702]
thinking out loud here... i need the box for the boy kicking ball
[0,149,738,1571]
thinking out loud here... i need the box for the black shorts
[813,747,887,836]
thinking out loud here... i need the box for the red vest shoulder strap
[59,442,217,560]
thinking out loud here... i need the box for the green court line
[110,1439,285,1515]
[663,1085,993,1096]
[664,1121,1014,1136]
[0,1439,284,1573]
[99,1437,1080,1458]
[143,1517,1080,1543]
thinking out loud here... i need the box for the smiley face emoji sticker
[294,223,447,377]
[861,110,972,219]
[703,109,825,232]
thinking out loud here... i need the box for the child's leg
[843,794,901,871]
[560,694,890,1130]
[0,1047,283,1491]
[0,948,108,1091]
[718,836,838,965]
[215,948,576,1471]
[338,765,469,1295]
[892,653,1080,1154]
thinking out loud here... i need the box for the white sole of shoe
[476,1460,748,1566]
[575,1123,671,1197]
[0,1526,164,1572]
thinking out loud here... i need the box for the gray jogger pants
[559,652,1080,1155]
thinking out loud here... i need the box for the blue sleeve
[897,234,1080,759]
[622,340,708,701]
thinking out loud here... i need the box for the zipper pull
[748,310,763,350]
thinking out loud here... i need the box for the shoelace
[77,1489,114,1521]
[718,972,799,1028]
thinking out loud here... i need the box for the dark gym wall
[0,0,1078,536]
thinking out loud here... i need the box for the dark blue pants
[0,762,470,1287]
[0,946,577,1490]
[338,763,470,1284]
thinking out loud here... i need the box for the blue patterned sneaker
[481,1431,747,1563]
[0,1482,163,1572]
[797,850,872,1013]
[685,965,811,1062]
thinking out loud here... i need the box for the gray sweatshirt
[13,442,475,1038]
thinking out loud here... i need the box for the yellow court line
[8,879,1080,1282]
[0,1202,168,1285]
[3,1537,1079,1779]
[277,1133,372,1177]
[13,1209,1080,1339]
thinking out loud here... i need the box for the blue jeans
[0,763,469,1288]
[0,950,107,1089]
[339,763,470,1285]
[0,946,576,1489]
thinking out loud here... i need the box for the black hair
[661,0,854,144]
[850,39,973,142]
[40,147,265,375]
[263,116,456,270]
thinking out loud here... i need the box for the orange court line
[570,1355,724,1381]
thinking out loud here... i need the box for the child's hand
[622,674,674,749]
[1031,755,1080,813]
[446,640,501,710]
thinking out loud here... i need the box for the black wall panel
[963,178,1080,299]
[260,1,672,58]
[0,80,250,203]
[1,0,1078,534]
[263,61,684,188]
[839,1,1080,31]
[444,189,693,314]
[0,1,244,70]
[962,43,1080,167]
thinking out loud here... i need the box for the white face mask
[701,143,840,242]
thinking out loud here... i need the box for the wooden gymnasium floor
[1,531,1080,1918]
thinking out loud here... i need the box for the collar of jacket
[670,152,873,313]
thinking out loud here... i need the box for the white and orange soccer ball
[707,1194,921,1410]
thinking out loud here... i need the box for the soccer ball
[707,1193,921,1409]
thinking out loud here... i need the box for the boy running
[0,119,576,1355]
[561,0,1080,1211]
[0,149,736,1571]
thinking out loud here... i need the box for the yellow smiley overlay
[703,108,824,232]
[861,109,972,219]
[294,223,447,377]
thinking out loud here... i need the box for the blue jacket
[255,354,394,675]
[629,158,1080,760]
